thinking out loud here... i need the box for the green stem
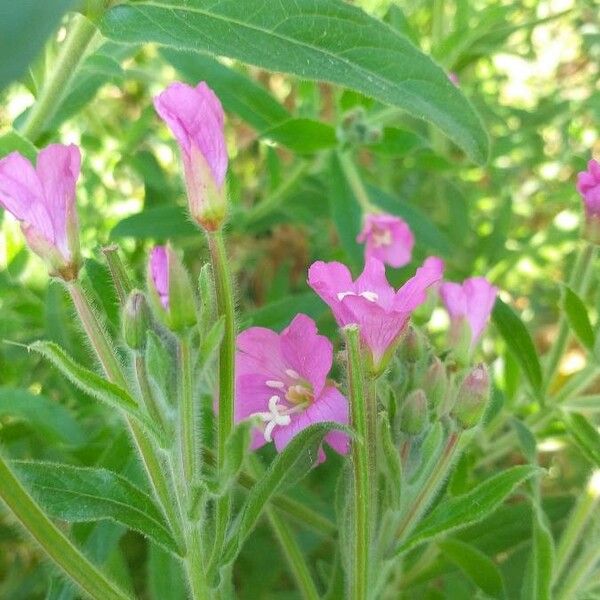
[183,525,211,600]
[207,230,236,568]
[344,325,371,600]
[338,150,376,213]
[395,431,460,545]
[178,333,198,486]
[553,472,600,584]
[555,539,600,600]
[543,244,596,393]
[0,454,130,600]
[67,282,183,549]
[267,508,320,600]
[21,14,97,142]
[366,376,378,526]
[134,353,171,440]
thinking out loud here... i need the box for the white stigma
[253,395,292,443]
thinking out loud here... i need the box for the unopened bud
[400,327,424,363]
[147,246,197,333]
[122,291,150,350]
[399,389,428,435]
[451,364,490,429]
[422,357,448,414]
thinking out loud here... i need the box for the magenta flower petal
[149,246,170,309]
[0,144,81,275]
[307,260,356,325]
[280,314,333,397]
[577,159,600,219]
[440,276,498,348]
[356,213,414,268]
[154,81,227,187]
[394,256,445,312]
[234,314,349,462]
[272,385,349,455]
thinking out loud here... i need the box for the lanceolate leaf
[222,422,348,565]
[562,286,595,351]
[396,465,538,555]
[11,461,180,555]
[438,538,505,599]
[492,299,542,395]
[100,0,489,163]
[521,501,554,600]
[30,341,159,437]
[563,411,600,467]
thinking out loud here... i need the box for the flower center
[372,225,392,247]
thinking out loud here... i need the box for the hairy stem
[207,230,236,569]
[344,325,371,600]
[21,14,97,141]
[0,454,130,600]
[178,333,198,485]
[102,244,133,306]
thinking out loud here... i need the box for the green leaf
[0,387,85,446]
[260,118,337,154]
[148,543,187,600]
[111,205,198,240]
[562,286,595,351]
[492,298,542,394]
[100,0,489,164]
[0,1,73,91]
[160,49,290,130]
[30,340,159,438]
[520,500,554,600]
[0,131,37,161]
[10,461,180,555]
[563,411,600,467]
[378,414,402,510]
[396,465,539,555]
[198,316,225,369]
[222,422,347,565]
[511,418,537,464]
[370,126,427,156]
[145,330,173,402]
[438,538,505,599]
[244,292,328,330]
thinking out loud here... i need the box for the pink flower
[0,144,81,279]
[154,81,228,230]
[149,246,170,309]
[235,313,349,461]
[356,213,414,268]
[308,256,444,370]
[577,159,600,219]
[440,277,498,350]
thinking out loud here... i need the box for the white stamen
[360,291,379,302]
[337,291,356,301]
[266,379,285,389]
[285,368,300,379]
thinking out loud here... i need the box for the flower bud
[399,389,428,435]
[147,246,197,333]
[122,291,150,350]
[451,364,490,429]
[422,357,448,414]
[399,326,425,363]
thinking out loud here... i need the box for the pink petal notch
[308,256,444,372]
[576,158,600,244]
[440,276,498,362]
[154,81,228,231]
[0,144,81,280]
[234,313,349,463]
[356,212,415,268]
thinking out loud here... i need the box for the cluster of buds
[336,106,382,146]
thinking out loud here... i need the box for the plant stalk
[0,454,130,600]
[178,333,198,485]
[344,325,371,600]
[21,14,97,141]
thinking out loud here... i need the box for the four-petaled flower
[440,277,498,355]
[0,144,81,279]
[356,212,414,268]
[308,256,444,370]
[235,313,349,461]
[154,81,228,230]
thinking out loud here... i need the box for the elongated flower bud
[399,389,428,435]
[147,246,197,333]
[422,357,448,414]
[451,364,490,429]
[154,82,228,231]
[122,291,150,351]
